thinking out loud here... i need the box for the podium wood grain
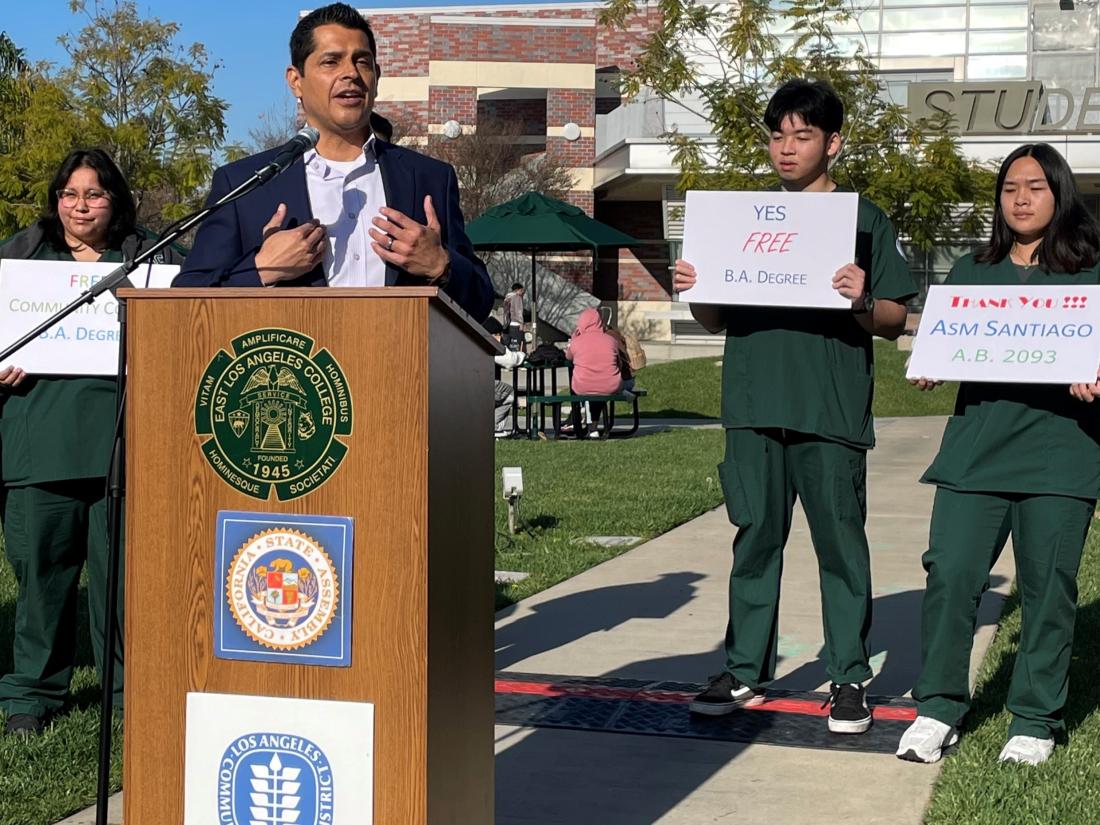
[122,289,495,824]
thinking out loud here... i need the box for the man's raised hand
[369,195,450,280]
[254,203,327,285]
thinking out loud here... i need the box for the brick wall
[370,15,430,74]
[596,4,660,71]
[375,101,430,137]
[564,190,594,215]
[547,88,594,127]
[477,99,546,135]
[430,86,478,125]
[430,23,594,63]
[594,200,671,300]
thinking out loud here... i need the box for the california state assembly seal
[227,528,339,651]
[194,328,353,501]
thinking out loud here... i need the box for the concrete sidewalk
[61,417,1011,825]
[494,415,1014,825]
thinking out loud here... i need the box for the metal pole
[95,298,127,825]
[529,252,538,347]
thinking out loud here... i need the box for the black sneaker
[689,672,766,716]
[824,683,872,734]
[4,713,43,737]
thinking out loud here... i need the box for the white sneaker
[998,735,1054,766]
[896,716,959,763]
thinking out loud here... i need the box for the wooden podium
[120,288,496,824]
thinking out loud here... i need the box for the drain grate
[495,672,916,755]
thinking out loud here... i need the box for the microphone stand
[0,168,274,825]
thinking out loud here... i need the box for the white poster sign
[680,189,858,309]
[907,284,1100,384]
[0,259,179,375]
[184,692,374,825]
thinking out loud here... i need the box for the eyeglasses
[57,189,111,208]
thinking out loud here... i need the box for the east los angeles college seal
[194,328,353,501]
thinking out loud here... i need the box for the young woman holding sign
[898,144,1100,766]
[0,149,184,737]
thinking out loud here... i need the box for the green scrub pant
[718,427,872,688]
[914,487,1093,739]
[0,481,124,719]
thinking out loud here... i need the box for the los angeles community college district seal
[195,328,353,501]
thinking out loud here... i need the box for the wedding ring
[386,237,395,251]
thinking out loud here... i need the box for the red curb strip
[494,679,917,722]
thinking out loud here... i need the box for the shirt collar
[304,134,377,180]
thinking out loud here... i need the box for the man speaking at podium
[174,3,493,321]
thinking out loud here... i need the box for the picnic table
[526,389,647,440]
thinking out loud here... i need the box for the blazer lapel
[272,157,325,286]
[376,140,416,286]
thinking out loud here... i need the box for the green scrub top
[922,253,1100,498]
[720,192,917,449]
[0,241,121,486]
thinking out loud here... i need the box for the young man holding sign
[674,80,916,733]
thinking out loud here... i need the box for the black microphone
[254,125,320,183]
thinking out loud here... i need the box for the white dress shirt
[303,136,387,287]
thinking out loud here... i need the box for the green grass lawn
[924,524,1100,824]
[633,340,956,420]
[494,428,725,608]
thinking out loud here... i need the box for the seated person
[484,318,525,437]
[565,308,623,395]
[600,310,638,396]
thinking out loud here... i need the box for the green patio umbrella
[466,192,641,343]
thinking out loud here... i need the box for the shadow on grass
[524,514,560,531]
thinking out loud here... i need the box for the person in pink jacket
[565,308,623,395]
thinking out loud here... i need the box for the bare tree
[422,121,575,220]
[244,97,302,154]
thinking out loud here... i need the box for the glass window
[834,8,881,33]
[1033,53,1099,92]
[881,31,966,56]
[967,55,1028,79]
[833,33,880,54]
[770,13,797,34]
[882,7,966,30]
[1032,4,1100,52]
[969,6,1028,29]
[968,31,1028,54]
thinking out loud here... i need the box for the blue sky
[2,0,544,149]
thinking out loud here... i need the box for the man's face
[768,113,841,184]
[287,24,378,141]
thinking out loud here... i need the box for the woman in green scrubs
[897,144,1100,766]
[0,149,184,736]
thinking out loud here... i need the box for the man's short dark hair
[291,3,377,72]
[764,79,844,135]
[511,282,524,291]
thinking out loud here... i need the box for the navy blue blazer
[173,140,493,321]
